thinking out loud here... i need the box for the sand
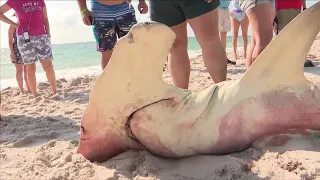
[1,39,320,180]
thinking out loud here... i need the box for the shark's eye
[144,21,154,26]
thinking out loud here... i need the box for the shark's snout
[77,124,127,163]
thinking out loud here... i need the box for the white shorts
[218,8,231,32]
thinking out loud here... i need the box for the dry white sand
[1,40,320,180]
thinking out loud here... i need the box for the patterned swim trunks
[91,1,137,52]
[17,34,53,64]
[12,42,24,64]
[11,29,24,64]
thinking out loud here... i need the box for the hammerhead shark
[77,2,320,163]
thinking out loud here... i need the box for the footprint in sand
[35,96,42,103]
[70,77,83,87]
[64,110,74,115]
[82,77,90,84]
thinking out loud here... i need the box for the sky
[0,0,318,48]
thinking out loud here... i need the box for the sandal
[228,59,236,65]
[304,60,315,67]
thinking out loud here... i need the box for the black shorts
[149,0,220,27]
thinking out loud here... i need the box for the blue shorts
[91,1,137,52]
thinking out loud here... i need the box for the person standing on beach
[230,0,249,60]
[7,13,31,93]
[77,0,148,70]
[239,0,275,68]
[0,0,57,98]
[218,0,236,65]
[274,0,314,67]
[149,0,228,89]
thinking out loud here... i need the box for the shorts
[12,43,24,64]
[218,8,231,32]
[91,1,137,52]
[149,0,220,27]
[276,9,301,30]
[17,34,53,64]
[232,11,246,22]
[239,0,274,13]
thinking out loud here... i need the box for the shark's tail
[239,2,320,88]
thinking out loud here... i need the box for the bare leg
[23,65,31,93]
[231,17,240,59]
[231,18,240,59]
[219,31,227,51]
[188,9,227,83]
[101,50,113,70]
[26,64,37,97]
[14,64,24,93]
[240,16,249,58]
[246,3,274,68]
[167,21,190,89]
[246,35,255,69]
[40,60,57,95]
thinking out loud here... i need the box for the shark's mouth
[125,98,174,141]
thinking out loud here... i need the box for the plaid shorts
[17,34,53,64]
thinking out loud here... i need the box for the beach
[0,38,320,180]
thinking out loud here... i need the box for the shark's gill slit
[125,98,174,141]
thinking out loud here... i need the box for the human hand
[205,0,213,3]
[81,10,93,26]
[10,53,16,63]
[138,1,148,14]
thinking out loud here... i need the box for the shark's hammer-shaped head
[77,22,179,162]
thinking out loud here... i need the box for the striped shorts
[91,1,137,52]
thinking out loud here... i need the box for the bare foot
[50,90,57,96]
[233,54,238,59]
[32,92,38,98]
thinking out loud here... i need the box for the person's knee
[242,34,248,41]
[16,66,23,74]
[252,43,267,58]
[255,29,273,48]
[170,38,188,56]
[27,66,36,76]
[220,32,227,40]
[232,35,238,41]
[42,62,54,73]
[101,50,113,59]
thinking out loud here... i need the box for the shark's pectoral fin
[239,2,320,89]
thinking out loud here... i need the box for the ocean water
[0,36,246,90]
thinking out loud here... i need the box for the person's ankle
[32,92,38,98]
[51,88,57,94]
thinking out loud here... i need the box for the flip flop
[304,60,315,67]
[228,59,236,65]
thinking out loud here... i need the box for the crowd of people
[0,0,315,97]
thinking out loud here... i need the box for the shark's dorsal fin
[239,2,320,88]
